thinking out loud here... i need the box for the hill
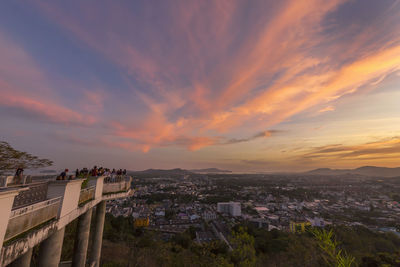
[189,168,232,173]
[306,166,400,177]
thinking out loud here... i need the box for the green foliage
[230,227,257,267]
[310,228,355,267]
[165,209,176,220]
[103,214,135,242]
[58,214,400,267]
[81,178,89,189]
[0,141,53,174]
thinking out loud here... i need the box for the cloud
[18,0,400,153]
[225,130,280,144]
[0,92,96,125]
[318,106,335,113]
[240,159,277,166]
[0,31,97,126]
[301,137,400,161]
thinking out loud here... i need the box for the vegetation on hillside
[62,215,400,267]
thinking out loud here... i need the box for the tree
[0,141,53,175]
[230,227,256,267]
[310,228,355,267]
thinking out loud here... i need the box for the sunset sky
[1,0,400,172]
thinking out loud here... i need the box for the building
[289,221,311,233]
[202,211,217,221]
[217,202,241,217]
[134,217,150,227]
[307,217,325,227]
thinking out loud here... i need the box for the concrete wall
[78,187,95,205]
[47,180,83,218]
[4,199,60,242]
[0,176,15,187]
[103,180,130,194]
[89,176,104,200]
[1,221,58,267]
[0,189,21,246]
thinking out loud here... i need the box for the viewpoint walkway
[0,175,132,267]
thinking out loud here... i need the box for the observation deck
[0,175,132,267]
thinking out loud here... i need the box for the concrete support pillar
[72,208,93,267]
[89,201,106,267]
[9,248,33,267]
[38,227,65,267]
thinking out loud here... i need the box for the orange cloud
[318,106,335,113]
[28,0,400,153]
[302,137,400,161]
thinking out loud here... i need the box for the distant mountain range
[306,166,400,177]
[130,168,190,175]
[189,168,232,173]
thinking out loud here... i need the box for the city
[1,0,400,266]
[100,168,400,265]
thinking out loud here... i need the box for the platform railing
[103,176,131,194]
[79,186,95,205]
[4,197,61,242]
[11,182,49,210]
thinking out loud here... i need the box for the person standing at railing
[104,168,111,182]
[111,168,116,182]
[57,169,69,180]
[15,167,24,184]
[91,166,98,177]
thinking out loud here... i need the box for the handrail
[6,181,48,188]
[81,185,95,192]
[10,197,61,219]
[12,182,49,210]
[79,186,95,204]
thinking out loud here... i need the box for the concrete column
[38,227,65,267]
[89,201,106,267]
[0,188,21,250]
[72,208,93,267]
[9,248,33,267]
[88,176,105,200]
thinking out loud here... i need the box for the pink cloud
[25,0,400,152]
[0,91,96,125]
[0,30,97,126]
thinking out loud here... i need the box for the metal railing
[12,182,49,210]
[103,176,131,194]
[5,197,61,242]
[103,175,127,183]
[78,186,95,205]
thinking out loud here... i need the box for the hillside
[306,166,400,177]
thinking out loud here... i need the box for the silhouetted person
[91,166,98,177]
[15,167,24,184]
[58,169,68,180]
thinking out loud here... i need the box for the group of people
[55,166,127,182]
[12,165,127,182]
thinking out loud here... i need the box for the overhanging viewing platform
[0,175,133,267]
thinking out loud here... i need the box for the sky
[0,0,400,172]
